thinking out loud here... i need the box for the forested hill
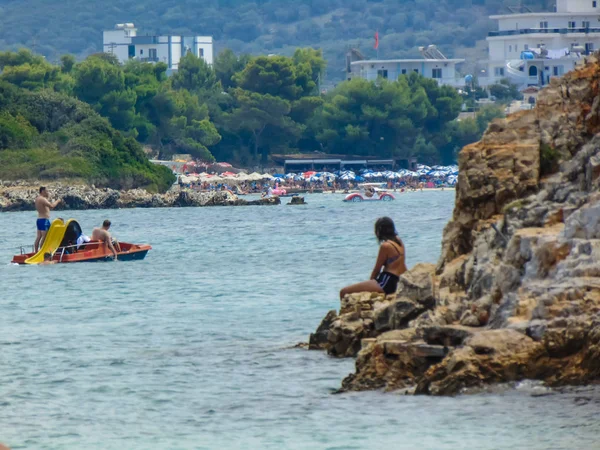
[1,0,549,77]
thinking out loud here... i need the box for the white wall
[489,34,600,60]
[103,26,214,70]
[498,14,599,30]
[170,36,182,70]
[558,0,599,12]
[352,61,460,85]
[196,36,213,65]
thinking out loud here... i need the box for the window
[583,21,590,28]
[140,49,144,55]
[524,44,529,50]
[553,65,564,76]
[377,69,388,79]
[594,1,597,7]
[568,21,576,28]
[413,69,419,73]
[128,45,135,58]
[515,44,518,52]
[540,21,548,28]
[509,45,512,52]
[199,48,204,57]
[432,68,442,79]
[148,48,157,60]
[586,42,594,53]
[401,69,407,74]
[494,67,505,76]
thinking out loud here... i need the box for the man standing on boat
[92,220,120,260]
[34,186,62,253]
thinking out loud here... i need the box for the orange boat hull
[12,241,151,265]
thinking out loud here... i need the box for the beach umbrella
[261,173,275,180]
[247,172,264,181]
[340,173,356,181]
[285,173,296,179]
[273,173,285,178]
[303,171,317,178]
[428,170,446,177]
[355,176,365,182]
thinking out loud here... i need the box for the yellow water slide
[25,219,71,265]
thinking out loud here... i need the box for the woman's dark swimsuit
[376,271,400,295]
[376,240,404,295]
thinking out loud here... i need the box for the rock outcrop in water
[310,55,600,395]
[0,182,280,211]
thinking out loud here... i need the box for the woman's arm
[370,244,388,280]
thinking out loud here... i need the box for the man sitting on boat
[92,220,120,259]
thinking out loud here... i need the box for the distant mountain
[0,0,549,80]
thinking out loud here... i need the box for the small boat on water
[12,219,151,265]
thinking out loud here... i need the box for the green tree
[60,55,76,73]
[233,55,304,101]
[214,49,251,90]
[222,88,298,161]
[171,52,219,93]
[489,78,523,103]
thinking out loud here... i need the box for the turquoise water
[1,191,599,450]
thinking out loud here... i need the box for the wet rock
[308,310,337,351]
[288,196,306,205]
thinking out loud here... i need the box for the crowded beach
[175,164,459,195]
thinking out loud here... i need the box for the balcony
[139,57,159,63]
[488,28,600,37]
[489,27,600,37]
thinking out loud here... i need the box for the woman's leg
[340,279,384,300]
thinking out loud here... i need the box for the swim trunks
[36,218,51,231]
[376,271,400,295]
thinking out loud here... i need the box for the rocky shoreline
[309,55,600,395]
[0,182,280,212]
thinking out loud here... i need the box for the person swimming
[339,216,407,299]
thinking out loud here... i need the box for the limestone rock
[311,56,600,395]
[0,182,282,211]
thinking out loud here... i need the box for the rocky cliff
[309,55,600,395]
[0,182,280,211]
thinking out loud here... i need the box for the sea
[1,191,599,450]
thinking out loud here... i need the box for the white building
[485,0,600,88]
[103,23,213,71]
[347,46,465,87]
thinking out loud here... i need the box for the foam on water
[1,192,599,449]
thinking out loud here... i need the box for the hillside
[0,0,550,79]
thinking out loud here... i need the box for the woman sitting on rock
[340,216,407,299]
